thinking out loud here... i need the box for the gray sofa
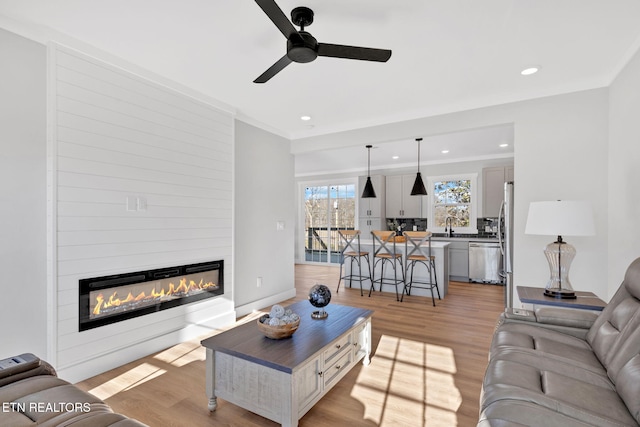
[0,353,146,426]
[479,257,640,426]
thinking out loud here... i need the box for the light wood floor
[76,264,504,427]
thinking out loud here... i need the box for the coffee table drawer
[323,349,353,388]
[323,333,352,363]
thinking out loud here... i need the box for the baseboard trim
[234,288,297,317]
[59,307,236,384]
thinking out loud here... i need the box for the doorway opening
[303,184,356,264]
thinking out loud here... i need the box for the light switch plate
[276,221,285,231]
[126,196,137,211]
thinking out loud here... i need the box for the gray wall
[0,28,47,358]
[234,121,296,315]
[608,44,640,297]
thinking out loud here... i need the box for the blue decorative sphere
[308,284,332,308]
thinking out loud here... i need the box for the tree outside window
[432,178,474,229]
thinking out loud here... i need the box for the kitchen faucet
[445,216,455,237]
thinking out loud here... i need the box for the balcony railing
[305,227,354,263]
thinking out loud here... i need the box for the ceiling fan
[253,0,392,83]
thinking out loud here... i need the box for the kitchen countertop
[360,239,450,248]
[431,235,500,243]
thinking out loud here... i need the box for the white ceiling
[1,0,639,171]
[295,124,514,177]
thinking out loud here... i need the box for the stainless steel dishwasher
[468,241,503,284]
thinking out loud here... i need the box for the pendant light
[361,145,376,198]
[410,137,428,195]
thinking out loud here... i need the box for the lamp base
[543,287,577,299]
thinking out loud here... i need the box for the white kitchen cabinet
[359,217,384,237]
[385,174,427,218]
[358,175,386,218]
[482,166,514,218]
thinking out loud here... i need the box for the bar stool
[369,230,404,301]
[402,231,441,306]
[336,230,372,296]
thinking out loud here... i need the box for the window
[428,174,478,233]
[301,183,356,264]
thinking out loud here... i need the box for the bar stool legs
[337,252,372,296]
[402,256,440,306]
[369,256,404,301]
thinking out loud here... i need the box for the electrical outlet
[257,277,263,287]
[137,196,147,211]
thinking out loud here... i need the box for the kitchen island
[351,240,450,299]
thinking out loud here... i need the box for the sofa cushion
[481,358,637,427]
[588,297,640,369]
[485,348,612,387]
[39,409,148,427]
[490,322,604,372]
[0,374,146,427]
[587,258,640,380]
[616,353,640,424]
[480,400,603,427]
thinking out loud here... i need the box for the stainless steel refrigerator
[499,181,515,308]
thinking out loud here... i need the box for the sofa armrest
[500,307,599,339]
[0,353,57,387]
[533,306,599,329]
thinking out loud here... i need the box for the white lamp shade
[525,200,595,237]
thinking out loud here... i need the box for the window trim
[427,173,478,234]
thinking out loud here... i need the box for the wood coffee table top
[201,301,373,373]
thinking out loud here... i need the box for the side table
[516,286,607,311]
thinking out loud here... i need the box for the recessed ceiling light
[521,66,540,76]
[441,150,449,154]
[392,155,399,160]
[300,115,311,121]
[499,143,509,148]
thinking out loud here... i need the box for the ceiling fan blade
[317,43,392,62]
[254,55,293,83]
[254,0,301,41]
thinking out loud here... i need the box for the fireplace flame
[92,277,218,316]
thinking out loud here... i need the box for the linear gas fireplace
[79,260,223,331]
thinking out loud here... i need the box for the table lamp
[525,200,595,299]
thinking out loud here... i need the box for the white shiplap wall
[48,43,236,381]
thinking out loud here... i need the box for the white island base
[344,240,450,300]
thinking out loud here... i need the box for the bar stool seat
[402,231,441,306]
[369,230,404,301]
[336,230,372,296]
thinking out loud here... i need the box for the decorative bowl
[257,314,300,339]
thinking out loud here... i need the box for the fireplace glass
[79,261,223,331]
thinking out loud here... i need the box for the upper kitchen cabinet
[358,175,386,218]
[386,174,427,218]
[482,166,514,217]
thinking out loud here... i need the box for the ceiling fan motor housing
[291,6,314,28]
[287,31,318,63]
